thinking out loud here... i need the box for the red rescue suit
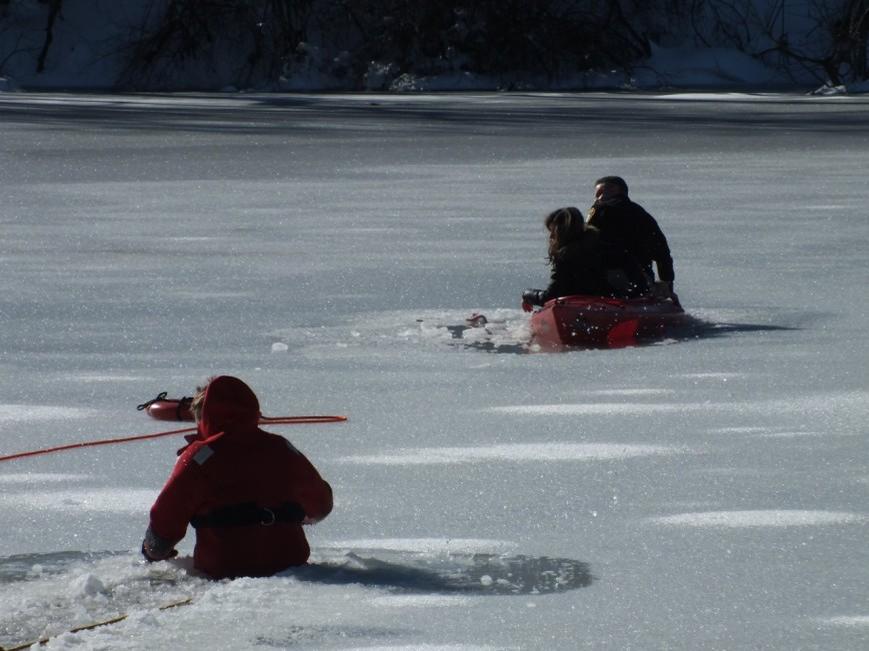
[144,376,333,579]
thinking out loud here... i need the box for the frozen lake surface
[1,91,868,649]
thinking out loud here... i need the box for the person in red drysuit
[141,375,333,579]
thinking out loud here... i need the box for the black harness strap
[190,501,305,529]
[175,396,193,420]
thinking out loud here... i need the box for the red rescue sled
[530,294,691,351]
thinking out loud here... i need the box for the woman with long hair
[522,206,649,309]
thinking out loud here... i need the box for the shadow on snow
[0,549,593,596]
[288,551,594,595]
[2,94,869,138]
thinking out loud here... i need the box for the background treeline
[1,0,867,89]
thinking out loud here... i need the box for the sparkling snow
[1,91,868,650]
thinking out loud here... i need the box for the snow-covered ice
[1,91,869,649]
[338,442,689,465]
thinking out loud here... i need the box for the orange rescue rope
[0,415,347,464]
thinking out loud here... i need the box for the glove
[522,289,544,307]
[141,526,178,562]
[652,281,674,299]
[142,543,178,563]
[522,301,533,313]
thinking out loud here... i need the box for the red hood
[197,376,260,439]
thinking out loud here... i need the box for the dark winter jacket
[531,228,650,305]
[144,376,332,579]
[587,196,674,283]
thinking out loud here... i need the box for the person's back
[522,207,648,308]
[549,227,647,299]
[179,427,331,578]
[586,176,674,290]
[143,376,333,579]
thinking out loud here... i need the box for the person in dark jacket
[586,176,675,298]
[141,375,333,579]
[522,206,649,309]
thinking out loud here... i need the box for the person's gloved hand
[141,526,178,562]
[522,289,544,308]
[142,543,178,563]
[652,281,674,299]
[522,301,533,313]
[652,281,682,308]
